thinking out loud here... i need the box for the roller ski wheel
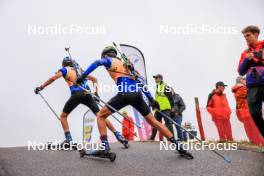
[79,149,86,158]
[79,149,117,162]
[179,150,194,160]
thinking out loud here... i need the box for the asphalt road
[0,142,263,176]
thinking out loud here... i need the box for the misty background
[0,0,263,147]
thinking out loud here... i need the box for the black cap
[216,81,228,88]
[153,74,163,79]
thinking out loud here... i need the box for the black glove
[149,98,160,110]
[93,92,100,103]
[76,75,86,85]
[34,86,43,94]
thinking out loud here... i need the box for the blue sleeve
[238,58,251,76]
[59,68,67,77]
[82,58,112,77]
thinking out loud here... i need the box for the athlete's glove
[34,86,43,94]
[149,97,160,110]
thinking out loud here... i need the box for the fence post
[195,97,205,140]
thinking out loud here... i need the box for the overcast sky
[0,0,263,147]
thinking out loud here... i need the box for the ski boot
[178,147,194,159]
[170,138,194,159]
[114,131,129,149]
[80,136,116,162]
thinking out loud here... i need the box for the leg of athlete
[97,107,113,136]
[144,112,173,139]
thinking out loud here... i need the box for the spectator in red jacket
[122,111,135,141]
[232,76,264,145]
[238,25,264,138]
[207,81,233,142]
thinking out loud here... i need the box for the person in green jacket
[149,74,175,140]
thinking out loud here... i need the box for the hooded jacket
[231,84,248,109]
[206,90,231,120]
[238,40,264,87]
[231,84,251,121]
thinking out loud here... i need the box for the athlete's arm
[83,58,111,77]
[238,53,251,76]
[87,75,98,93]
[206,93,214,114]
[77,58,111,84]
[40,71,63,89]
[34,68,65,94]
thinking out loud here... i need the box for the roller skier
[76,46,193,160]
[34,57,129,150]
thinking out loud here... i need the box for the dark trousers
[247,86,264,137]
[172,114,183,141]
[150,109,173,140]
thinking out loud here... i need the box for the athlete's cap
[216,81,228,88]
[153,74,163,79]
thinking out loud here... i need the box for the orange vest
[63,67,78,87]
[107,58,133,82]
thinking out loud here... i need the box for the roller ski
[79,149,116,162]
[114,131,129,149]
[80,135,116,162]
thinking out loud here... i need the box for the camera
[253,50,263,60]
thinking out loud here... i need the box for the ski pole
[97,103,137,137]
[78,86,141,128]
[157,110,231,164]
[38,92,60,120]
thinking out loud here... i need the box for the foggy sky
[0,0,263,147]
